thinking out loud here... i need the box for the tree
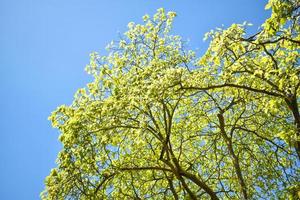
[42,1,300,199]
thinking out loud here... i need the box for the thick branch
[217,112,248,200]
[181,84,284,98]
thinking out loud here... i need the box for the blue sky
[0,0,269,199]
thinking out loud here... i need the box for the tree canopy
[42,1,300,199]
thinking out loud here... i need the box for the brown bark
[218,112,249,200]
[285,95,300,160]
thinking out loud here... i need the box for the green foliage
[42,2,300,199]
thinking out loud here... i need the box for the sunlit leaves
[42,2,299,199]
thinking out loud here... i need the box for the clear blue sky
[0,0,269,199]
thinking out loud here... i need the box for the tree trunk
[285,95,300,160]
